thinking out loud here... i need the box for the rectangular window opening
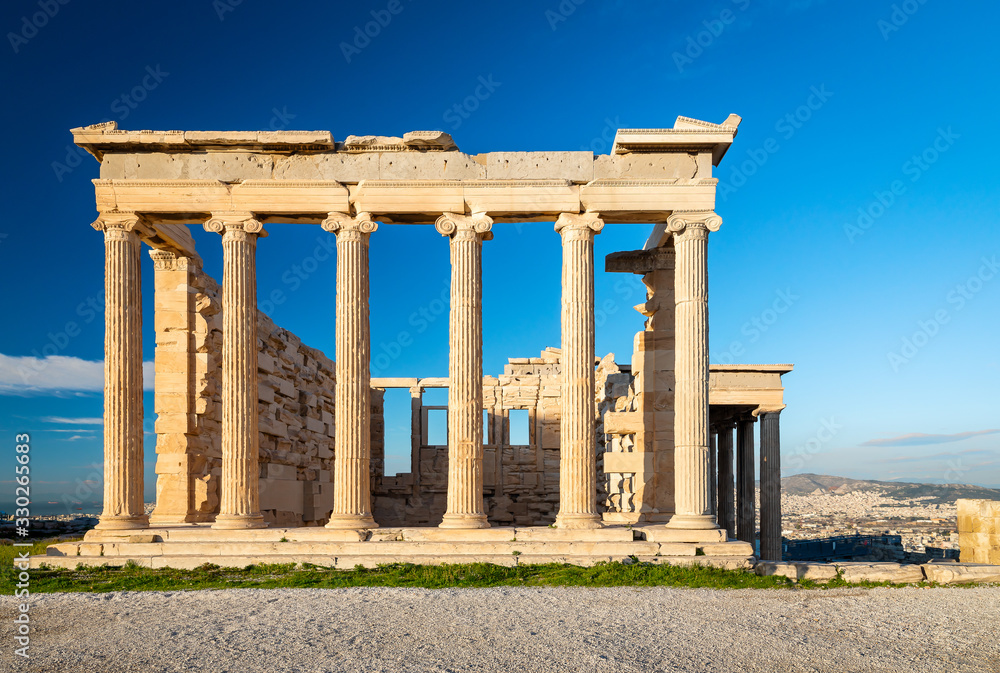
[508,408,530,446]
[382,388,412,477]
[426,408,448,446]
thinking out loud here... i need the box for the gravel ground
[3,586,999,673]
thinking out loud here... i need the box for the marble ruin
[38,115,799,569]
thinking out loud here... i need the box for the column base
[325,513,379,530]
[665,513,719,530]
[211,513,267,530]
[554,513,604,530]
[439,513,490,529]
[95,514,149,531]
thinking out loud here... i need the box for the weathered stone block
[486,152,593,182]
[835,562,924,584]
[272,153,379,180]
[922,562,1000,584]
[259,478,304,515]
[593,153,700,180]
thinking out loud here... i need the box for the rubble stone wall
[150,254,337,527]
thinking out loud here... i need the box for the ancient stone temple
[36,115,793,569]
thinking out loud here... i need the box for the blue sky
[1,0,998,506]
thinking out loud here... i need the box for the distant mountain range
[781,473,1000,504]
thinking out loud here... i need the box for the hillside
[781,473,1000,504]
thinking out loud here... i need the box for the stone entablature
[74,116,737,229]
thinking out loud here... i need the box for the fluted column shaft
[717,422,735,539]
[94,213,148,530]
[759,409,783,560]
[324,213,379,529]
[666,212,721,530]
[709,430,718,516]
[207,213,266,529]
[736,414,757,545]
[436,213,492,529]
[554,213,604,529]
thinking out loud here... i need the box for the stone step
[637,526,729,544]
[44,538,756,570]
[53,540,665,558]
[83,525,638,544]
[369,527,637,543]
[30,552,756,571]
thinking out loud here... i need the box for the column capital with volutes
[435,212,493,241]
[322,211,379,237]
[554,212,604,239]
[666,210,722,241]
[91,211,148,238]
[204,212,266,238]
[752,405,786,418]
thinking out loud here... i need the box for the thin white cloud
[862,429,1000,447]
[44,416,104,425]
[0,353,154,396]
[66,435,88,441]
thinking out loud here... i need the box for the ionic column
[436,213,492,529]
[736,413,757,545]
[554,213,604,529]
[205,213,266,529]
[758,407,784,560]
[708,429,718,516]
[323,212,379,529]
[93,212,148,530]
[717,421,736,539]
[665,211,721,530]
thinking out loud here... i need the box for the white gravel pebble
[3,586,998,672]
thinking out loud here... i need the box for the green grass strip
[1,538,975,593]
